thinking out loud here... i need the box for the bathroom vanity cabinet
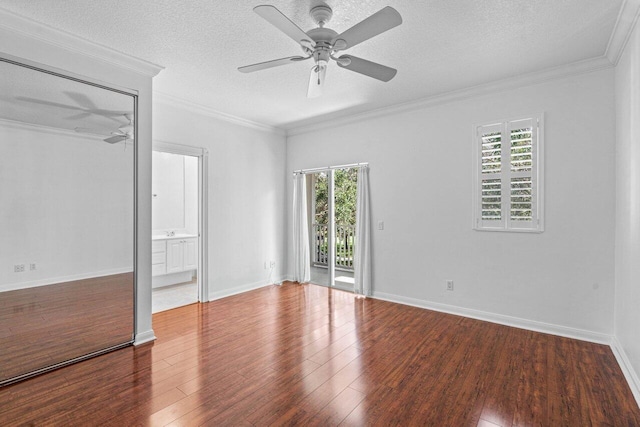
[166,237,198,273]
[152,235,197,277]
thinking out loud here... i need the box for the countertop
[152,233,198,241]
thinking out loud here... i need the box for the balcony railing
[312,223,355,270]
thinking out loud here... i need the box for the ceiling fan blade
[88,109,132,118]
[104,135,126,144]
[307,65,327,98]
[17,96,127,121]
[337,55,397,82]
[15,96,85,112]
[254,5,315,47]
[66,112,93,120]
[64,91,97,109]
[238,56,308,73]
[74,127,111,136]
[332,6,402,49]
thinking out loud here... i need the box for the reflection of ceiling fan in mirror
[15,91,130,121]
[74,114,134,144]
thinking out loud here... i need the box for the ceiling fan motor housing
[304,27,338,63]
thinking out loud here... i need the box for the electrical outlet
[30,263,36,271]
[14,264,25,273]
[446,280,454,291]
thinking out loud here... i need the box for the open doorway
[308,167,357,291]
[151,143,208,312]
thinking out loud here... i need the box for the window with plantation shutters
[473,114,544,232]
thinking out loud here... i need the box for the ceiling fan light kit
[238,3,402,97]
[75,113,134,144]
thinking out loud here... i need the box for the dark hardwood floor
[0,282,638,426]
[0,273,134,383]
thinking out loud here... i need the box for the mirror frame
[0,55,138,386]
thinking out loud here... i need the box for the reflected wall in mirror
[0,58,136,385]
[152,151,198,234]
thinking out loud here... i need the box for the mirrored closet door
[0,58,136,386]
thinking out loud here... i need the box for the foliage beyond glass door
[310,168,357,289]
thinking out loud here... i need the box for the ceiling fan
[238,3,402,97]
[74,114,134,144]
[16,91,130,122]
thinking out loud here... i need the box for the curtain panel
[354,166,372,296]
[292,174,311,283]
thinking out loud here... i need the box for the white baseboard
[208,276,286,301]
[160,276,640,406]
[134,329,156,346]
[610,336,640,408]
[371,291,640,409]
[0,267,133,292]
[290,277,608,342]
[372,291,612,345]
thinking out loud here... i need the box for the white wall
[153,101,287,299]
[0,123,134,291]
[614,17,640,397]
[287,69,616,336]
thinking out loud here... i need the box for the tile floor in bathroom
[152,280,198,313]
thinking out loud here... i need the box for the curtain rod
[292,162,368,175]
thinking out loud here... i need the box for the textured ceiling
[0,0,623,130]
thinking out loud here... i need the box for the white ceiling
[0,0,624,130]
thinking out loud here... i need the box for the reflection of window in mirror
[0,58,136,385]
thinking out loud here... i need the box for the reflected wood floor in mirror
[0,273,133,382]
[0,282,638,425]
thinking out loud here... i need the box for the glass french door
[332,168,357,290]
[309,172,330,287]
[309,168,357,290]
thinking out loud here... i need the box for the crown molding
[286,55,614,137]
[0,7,163,77]
[605,0,640,66]
[153,91,286,136]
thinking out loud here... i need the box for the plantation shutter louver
[474,115,543,232]
[478,123,505,229]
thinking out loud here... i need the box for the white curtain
[354,166,372,296]
[292,173,311,283]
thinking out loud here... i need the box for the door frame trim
[152,140,209,303]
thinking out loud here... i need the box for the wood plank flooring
[0,273,134,383]
[0,281,638,426]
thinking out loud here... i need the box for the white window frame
[472,113,544,233]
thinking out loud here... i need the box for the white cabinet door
[166,239,184,274]
[183,238,198,271]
